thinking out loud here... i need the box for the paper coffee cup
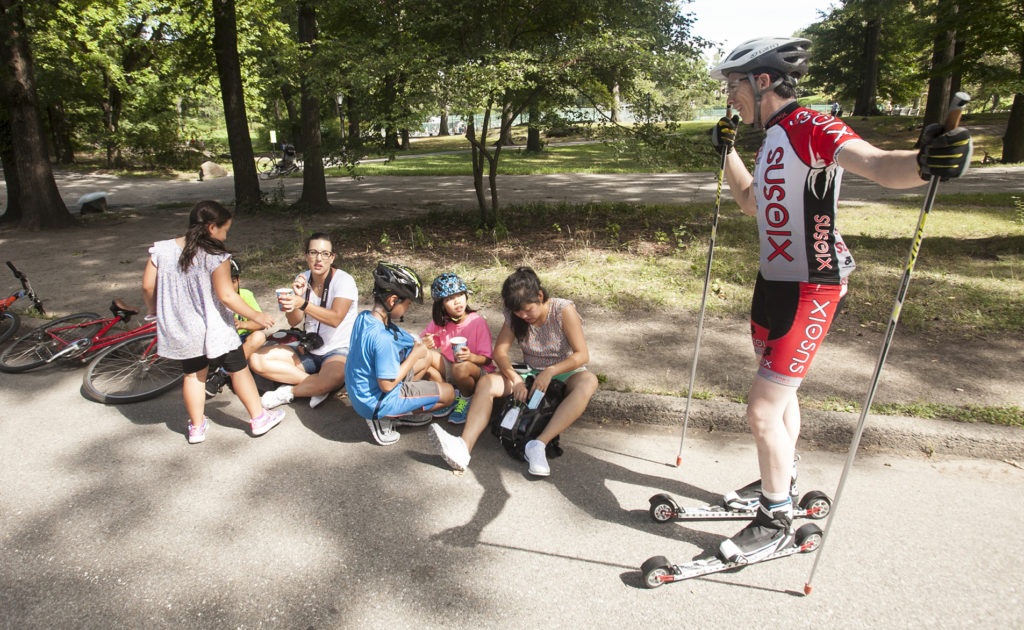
[450,336,467,361]
[275,287,294,311]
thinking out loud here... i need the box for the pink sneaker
[250,408,284,436]
[187,416,209,444]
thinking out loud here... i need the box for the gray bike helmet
[372,261,424,305]
[711,37,811,128]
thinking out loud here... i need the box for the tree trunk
[1002,38,1024,163]
[526,98,541,152]
[497,102,513,146]
[0,0,72,230]
[212,0,261,212]
[853,16,881,116]
[0,116,21,224]
[923,0,957,127]
[437,107,449,136]
[611,81,621,124]
[296,0,328,210]
[46,102,74,164]
[346,94,360,147]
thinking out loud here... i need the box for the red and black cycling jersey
[752,102,864,284]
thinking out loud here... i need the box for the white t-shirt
[298,268,358,356]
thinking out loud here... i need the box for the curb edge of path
[583,390,1024,461]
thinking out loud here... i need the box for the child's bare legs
[534,370,598,445]
[451,361,482,397]
[458,373,511,450]
[241,331,266,360]
[429,382,457,412]
[229,366,266,418]
[184,368,208,426]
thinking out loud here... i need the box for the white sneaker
[261,385,294,409]
[309,392,329,408]
[524,440,550,476]
[428,423,470,471]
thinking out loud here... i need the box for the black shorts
[181,346,248,375]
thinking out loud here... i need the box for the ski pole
[803,92,970,595]
[675,106,733,467]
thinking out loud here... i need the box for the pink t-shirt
[422,311,495,372]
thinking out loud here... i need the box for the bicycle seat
[110,299,139,319]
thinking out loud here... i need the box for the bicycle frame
[37,311,156,364]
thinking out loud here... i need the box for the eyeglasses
[306,250,335,259]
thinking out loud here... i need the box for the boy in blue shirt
[345,262,455,445]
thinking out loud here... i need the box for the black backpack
[489,375,566,461]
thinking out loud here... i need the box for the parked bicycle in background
[256,143,302,179]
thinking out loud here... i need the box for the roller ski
[641,522,822,588]
[642,499,821,588]
[647,488,831,523]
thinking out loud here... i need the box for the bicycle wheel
[82,332,183,403]
[0,311,19,345]
[256,155,275,179]
[0,312,103,373]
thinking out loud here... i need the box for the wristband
[298,299,309,311]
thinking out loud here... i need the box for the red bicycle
[1,261,46,345]
[0,299,182,403]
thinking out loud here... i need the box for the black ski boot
[718,496,794,563]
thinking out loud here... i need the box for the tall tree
[0,0,72,230]
[923,0,958,126]
[212,0,262,211]
[295,0,328,210]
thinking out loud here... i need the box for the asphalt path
[45,165,1024,215]
[1,366,1022,629]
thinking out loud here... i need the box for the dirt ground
[2,196,1021,413]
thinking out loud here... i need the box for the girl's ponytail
[179,200,232,271]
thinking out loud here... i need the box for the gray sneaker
[366,417,400,445]
[261,385,294,409]
[428,423,470,471]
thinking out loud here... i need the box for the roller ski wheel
[640,523,824,588]
[647,491,832,522]
[648,494,680,523]
[640,555,673,589]
[798,490,832,520]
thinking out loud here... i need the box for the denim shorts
[296,348,348,374]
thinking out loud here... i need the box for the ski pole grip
[943,92,970,131]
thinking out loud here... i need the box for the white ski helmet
[712,37,811,129]
[710,37,811,82]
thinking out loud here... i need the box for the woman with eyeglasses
[249,232,358,409]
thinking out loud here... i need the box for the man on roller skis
[708,37,972,563]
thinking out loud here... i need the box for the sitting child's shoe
[205,368,228,398]
[366,417,400,445]
[447,395,471,425]
[524,439,550,476]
